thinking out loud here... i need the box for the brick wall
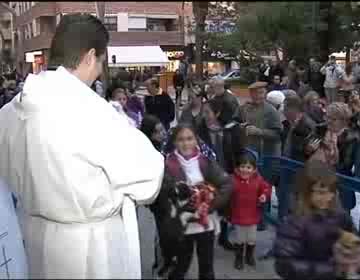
[109,31,183,46]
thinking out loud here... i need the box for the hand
[258,194,266,203]
[306,139,321,154]
[246,125,263,136]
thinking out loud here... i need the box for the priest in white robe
[0,14,164,279]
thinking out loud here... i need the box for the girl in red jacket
[229,149,271,270]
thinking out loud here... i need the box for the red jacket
[230,172,271,226]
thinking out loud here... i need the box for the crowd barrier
[258,156,360,226]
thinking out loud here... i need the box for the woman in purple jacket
[274,160,359,280]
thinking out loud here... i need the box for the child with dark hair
[151,123,232,279]
[229,149,271,270]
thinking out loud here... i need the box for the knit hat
[266,90,285,107]
[240,148,259,162]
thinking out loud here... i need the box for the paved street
[138,206,279,279]
[136,86,360,279]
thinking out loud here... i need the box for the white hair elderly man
[266,90,286,112]
[209,76,243,124]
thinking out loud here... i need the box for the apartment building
[0,2,15,72]
[10,2,189,74]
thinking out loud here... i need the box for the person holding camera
[320,55,344,104]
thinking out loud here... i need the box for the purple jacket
[274,210,355,280]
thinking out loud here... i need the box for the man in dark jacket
[210,77,243,124]
[283,95,316,162]
[173,69,185,105]
[144,79,175,131]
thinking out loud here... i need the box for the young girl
[274,160,360,280]
[229,149,271,270]
[109,87,141,127]
[152,123,232,279]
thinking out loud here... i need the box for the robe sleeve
[79,107,164,206]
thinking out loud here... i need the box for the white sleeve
[84,108,164,206]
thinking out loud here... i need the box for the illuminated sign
[166,51,184,59]
[34,55,44,64]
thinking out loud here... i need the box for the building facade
[10,2,189,74]
[0,2,15,73]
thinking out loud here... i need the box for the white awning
[107,46,169,67]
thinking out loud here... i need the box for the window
[128,17,146,30]
[104,16,117,31]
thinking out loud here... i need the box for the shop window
[104,16,117,32]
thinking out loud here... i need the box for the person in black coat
[196,98,248,250]
[144,79,175,131]
[173,69,185,105]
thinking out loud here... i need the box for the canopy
[107,46,169,67]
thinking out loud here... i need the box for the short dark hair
[49,13,109,69]
[140,114,161,140]
[235,152,257,169]
[284,95,303,112]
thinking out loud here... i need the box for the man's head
[248,81,268,106]
[146,78,160,95]
[210,77,225,96]
[329,55,336,64]
[309,57,316,66]
[266,90,285,111]
[273,75,281,85]
[49,13,109,86]
[284,95,304,123]
[289,60,297,70]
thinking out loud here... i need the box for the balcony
[1,28,12,40]
[109,31,184,47]
[14,2,56,28]
[21,32,53,53]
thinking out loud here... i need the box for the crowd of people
[1,12,360,280]
[103,49,360,278]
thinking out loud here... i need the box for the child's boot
[245,244,256,267]
[234,244,244,270]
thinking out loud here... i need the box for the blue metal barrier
[261,156,360,226]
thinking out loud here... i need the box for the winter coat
[274,210,355,280]
[149,152,232,260]
[173,73,185,88]
[241,101,283,157]
[197,120,248,174]
[179,104,202,128]
[320,63,344,89]
[308,62,325,93]
[213,91,243,125]
[144,92,175,131]
[336,128,360,211]
[283,114,317,162]
[230,172,271,226]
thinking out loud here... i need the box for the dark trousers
[169,231,215,280]
[175,86,183,103]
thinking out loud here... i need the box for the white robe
[0,66,164,279]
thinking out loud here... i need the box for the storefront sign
[166,51,184,60]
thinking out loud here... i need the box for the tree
[95,2,109,93]
[192,1,209,80]
[208,1,360,67]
